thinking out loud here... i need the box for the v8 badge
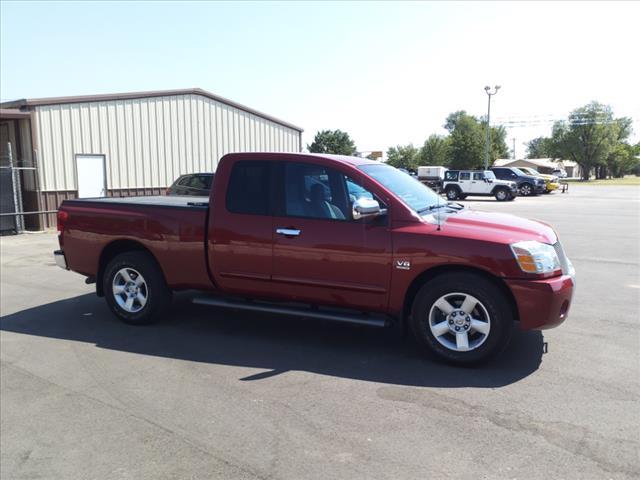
[395,260,411,270]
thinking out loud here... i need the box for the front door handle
[276,228,301,237]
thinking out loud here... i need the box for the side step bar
[192,296,390,328]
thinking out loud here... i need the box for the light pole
[483,85,500,170]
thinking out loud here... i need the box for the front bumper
[53,250,68,270]
[534,183,547,194]
[506,273,575,330]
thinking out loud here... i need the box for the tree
[526,136,554,159]
[442,111,508,169]
[485,123,510,161]
[386,144,419,170]
[550,102,631,180]
[308,130,357,155]
[418,134,450,166]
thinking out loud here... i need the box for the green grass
[565,176,640,185]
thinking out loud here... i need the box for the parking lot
[1,184,638,479]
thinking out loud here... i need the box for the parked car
[418,166,448,192]
[552,168,568,179]
[490,167,546,196]
[443,170,517,201]
[517,167,560,193]
[54,152,575,366]
[166,173,214,196]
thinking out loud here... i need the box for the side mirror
[352,197,384,220]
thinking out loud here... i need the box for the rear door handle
[276,228,301,237]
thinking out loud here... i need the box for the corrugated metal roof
[0,88,303,132]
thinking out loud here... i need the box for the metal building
[0,88,303,230]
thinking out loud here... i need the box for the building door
[76,155,106,198]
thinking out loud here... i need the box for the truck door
[208,160,275,296]
[271,161,392,312]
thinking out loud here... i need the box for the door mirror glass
[352,197,383,220]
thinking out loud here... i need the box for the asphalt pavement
[1,185,638,479]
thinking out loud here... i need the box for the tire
[507,193,516,201]
[459,195,467,200]
[519,183,533,196]
[103,251,171,325]
[410,272,513,365]
[445,187,460,200]
[494,188,509,201]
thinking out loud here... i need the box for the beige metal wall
[33,94,301,191]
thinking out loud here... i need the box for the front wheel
[519,183,533,196]
[410,273,513,365]
[103,251,171,325]
[494,188,509,201]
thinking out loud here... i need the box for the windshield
[512,167,527,176]
[484,170,496,180]
[359,164,441,213]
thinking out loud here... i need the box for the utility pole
[483,85,501,170]
[512,138,516,159]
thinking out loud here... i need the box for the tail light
[57,210,69,236]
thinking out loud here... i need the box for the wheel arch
[402,264,519,325]
[96,239,163,297]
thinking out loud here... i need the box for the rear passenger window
[473,172,483,180]
[226,162,269,215]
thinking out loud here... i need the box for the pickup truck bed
[64,195,209,207]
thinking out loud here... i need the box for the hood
[437,208,557,244]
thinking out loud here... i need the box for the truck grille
[554,241,570,275]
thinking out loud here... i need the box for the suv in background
[518,167,560,194]
[490,167,546,196]
[166,173,215,196]
[443,170,517,201]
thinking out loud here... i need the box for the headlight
[510,241,561,275]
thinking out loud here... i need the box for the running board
[192,296,390,328]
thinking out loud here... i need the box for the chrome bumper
[54,250,68,270]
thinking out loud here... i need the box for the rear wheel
[103,251,170,325]
[494,188,509,201]
[445,187,460,200]
[410,273,513,365]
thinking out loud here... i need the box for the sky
[1,1,639,158]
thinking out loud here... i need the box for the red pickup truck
[54,152,575,365]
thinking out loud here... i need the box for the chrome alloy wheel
[496,189,507,200]
[428,292,491,352]
[112,267,148,313]
[520,184,532,196]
